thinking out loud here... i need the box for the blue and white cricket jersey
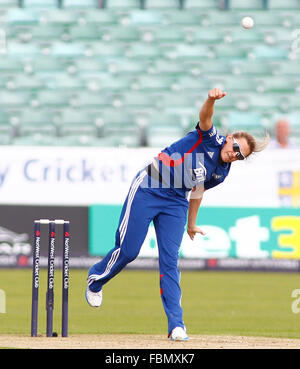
[87,123,231,336]
[154,123,231,197]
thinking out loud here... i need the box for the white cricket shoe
[170,327,189,341]
[85,286,102,308]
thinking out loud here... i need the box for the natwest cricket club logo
[278,171,300,207]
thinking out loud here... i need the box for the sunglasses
[232,137,246,160]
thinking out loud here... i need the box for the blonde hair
[232,131,270,157]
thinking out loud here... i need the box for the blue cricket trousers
[88,169,189,335]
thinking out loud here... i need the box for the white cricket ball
[241,16,254,29]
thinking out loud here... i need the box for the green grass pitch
[1,268,300,338]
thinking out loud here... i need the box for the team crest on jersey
[212,173,222,180]
[207,151,214,159]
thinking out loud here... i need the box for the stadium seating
[22,0,58,9]
[268,0,300,10]
[0,1,299,147]
[229,0,265,10]
[0,0,19,9]
[184,0,220,10]
[105,0,142,10]
[62,0,99,9]
[144,0,180,9]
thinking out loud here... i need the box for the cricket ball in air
[241,16,254,29]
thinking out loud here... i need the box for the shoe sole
[171,337,189,341]
[85,288,101,308]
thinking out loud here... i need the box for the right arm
[187,190,206,241]
[199,88,226,131]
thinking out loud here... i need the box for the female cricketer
[85,88,269,341]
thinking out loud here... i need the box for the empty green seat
[100,110,137,126]
[36,90,72,107]
[26,56,65,72]
[107,59,149,75]
[0,120,13,137]
[171,44,212,59]
[59,124,98,136]
[155,93,197,117]
[101,131,141,147]
[24,24,67,41]
[51,41,86,57]
[78,9,118,25]
[17,109,57,136]
[145,0,180,9]
[143,112,184,127]
[22,0,58,8]
[58,109,97,136]
[0,0,19,8]
[121,92,155,108]
[282,95,300,110]
[246,11,289,27]
[62,0,98,8]
[247,93,280,112]
[128,10,164,25]
[68,25,102,41]
[146,125,184,147]
[255,76,295,93]
[287,111,300,127]
[263,28,293,45]
[75,58,105,73]
[229,0,264,10]
[203,10,239,26]
[102,26,141,42]
[213,44,248,59]
[12,133,55,146]
[5,8,40,25]
[72,91,111,108]
[249,45,289,59]
[184,60,230,75]
[222,111,263,131]
[135,75,175,91]
[143,26,186,43]
[230,60,273,75]
[0,57,24,72]
[5,74,44,91]
[151,59,184,76]
[0,132,12,145]
[105,0,142,9]
[268,0,300,10]
[39,9,78,25]
[176,75,209,91]
[164,9,199,25]
[42,73,83,90]
[224,28,264,44]
[7,41,40,56]
[126,43,162,59]
[85,42,126,57]
[273,61,300,75]
[184,0,219,9]
[185,27,223,44]
[0,91,30,106]
[53,135,113,146]
[82,74,133,92]
[207,75,255,92]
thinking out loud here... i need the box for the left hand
[187,225,206,241]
